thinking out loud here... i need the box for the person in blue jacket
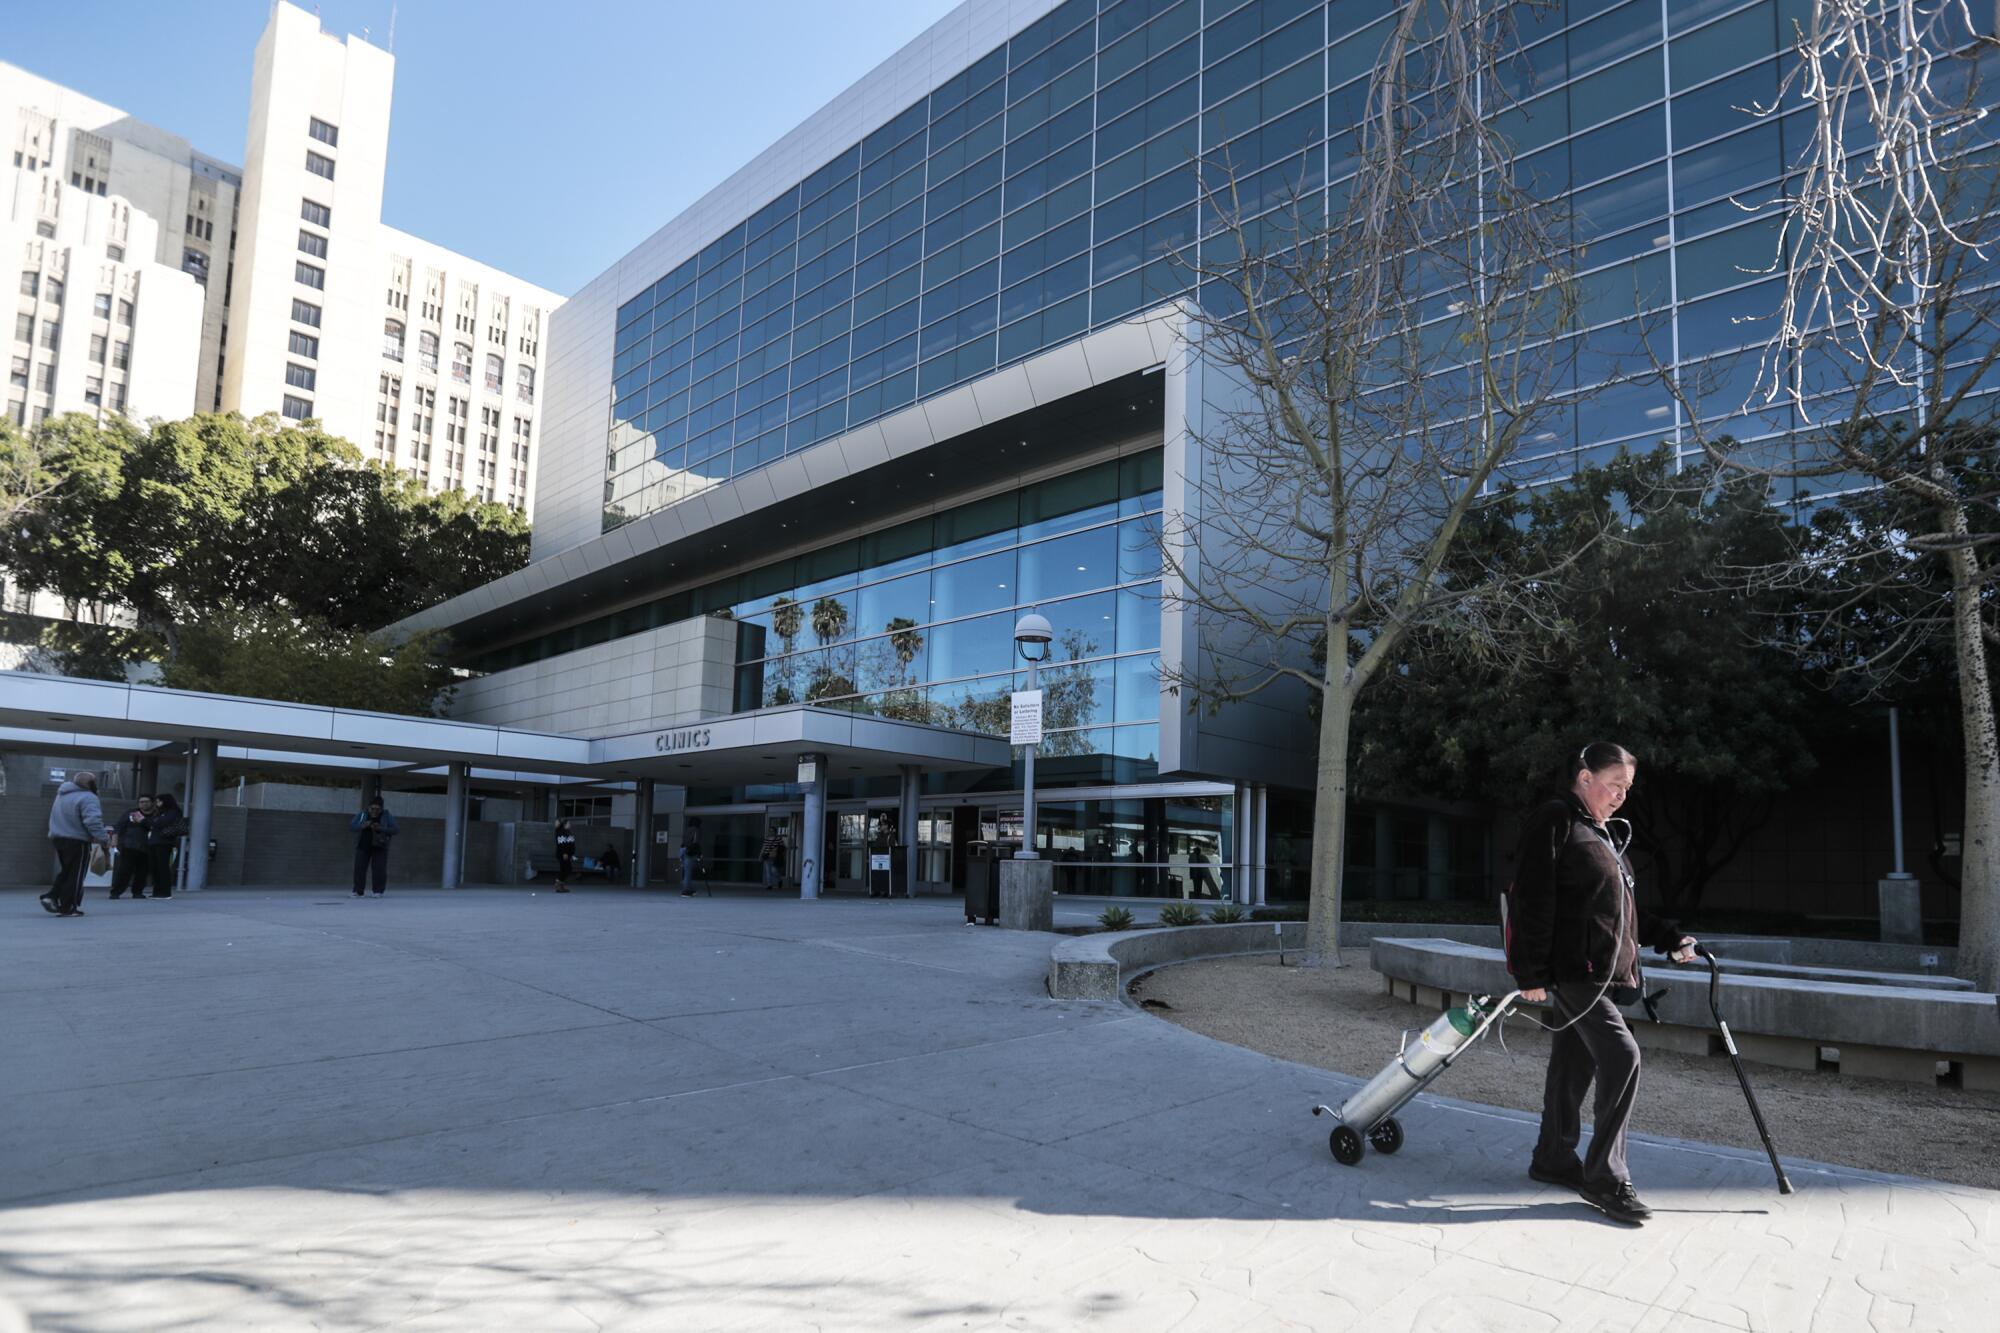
[350,798,399,897]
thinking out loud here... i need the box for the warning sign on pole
[1010,689,1044,746]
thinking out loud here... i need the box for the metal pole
[442,762,467,888]
[633,778,654,887]
[1018,652,1039,860]
[184,739,216,892]
[1889,705,1907,876]
[800,754,826,899]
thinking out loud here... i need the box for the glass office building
[407,0,1962,903]
[598,0,1924,530]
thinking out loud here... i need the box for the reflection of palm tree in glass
[876,616,931,722]
[811,596,849,645]
[768,597,803,706]
[887,616,923,668]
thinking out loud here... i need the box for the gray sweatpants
[1532,984,1643,1186]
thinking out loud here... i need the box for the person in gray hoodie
[45,771,110,917]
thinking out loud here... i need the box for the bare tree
[1161,0,1606,965]
[1682,3,2000,986]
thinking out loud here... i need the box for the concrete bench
[1370,937,2000,1091]
[1046,919,1503,1000]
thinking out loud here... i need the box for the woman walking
[1506,742,1697,1227]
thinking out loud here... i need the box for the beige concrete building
[0,0,561,510]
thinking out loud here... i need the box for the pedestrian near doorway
[1506,742,1698,1227]
[350,799,399,896]
[146,793,186,898]
[760,828,783,891]
[110,795,155,899]
[553,818,577,893]
[679,819,703,896]
[44,771,110,917]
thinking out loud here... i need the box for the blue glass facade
[605,0,1987,531]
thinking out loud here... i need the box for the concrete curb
[1046,919,1501,1000]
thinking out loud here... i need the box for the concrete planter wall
[1046,920,1500,1001]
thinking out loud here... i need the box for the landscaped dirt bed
[1130,950,2000,1191]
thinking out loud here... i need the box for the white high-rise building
[0,0,561,510]
[0,72,218,431]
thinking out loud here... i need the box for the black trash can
[867,845,893,898]
[963,842,998,924]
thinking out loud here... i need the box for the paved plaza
[2,890,1992,1331]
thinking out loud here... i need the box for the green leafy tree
[1354,450,1833,914]
[0,417,61,528]
[3,412,528,656]
[158,605,457,716]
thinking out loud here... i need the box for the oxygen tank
[1339,997,1498,1131]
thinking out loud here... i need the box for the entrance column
[898,764,920,898]
[183,738,217,892]
[1252,785,1269,907]
[799,753,828,900]
[633,778,655,887]
[442,761,468,888]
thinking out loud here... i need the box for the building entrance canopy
[0,672,1008,783]
[0,671,1010,894]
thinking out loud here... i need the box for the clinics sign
[653,727,713,755]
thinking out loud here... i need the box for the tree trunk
[1303,681,1354,967]
[1947,531,2000,990]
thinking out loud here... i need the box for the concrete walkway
[2,890,1991,1331]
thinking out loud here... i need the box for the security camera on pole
[998,614,1055,931]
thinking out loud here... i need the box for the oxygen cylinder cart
[1312,991,1521,1166]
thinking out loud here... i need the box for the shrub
[1159,902,1206,927]
[1097,906,1135,931]
[1208,903,1246,924]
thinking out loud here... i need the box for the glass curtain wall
[472,452,1164,768]
[727,455,1162,765]
[606,0,2000,534]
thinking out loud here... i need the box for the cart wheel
[1330,1124,1365,1166]
[1369,1117,1404,1155]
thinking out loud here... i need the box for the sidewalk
[2,889,1990,1330]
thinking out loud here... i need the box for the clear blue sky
[3,0,964,296]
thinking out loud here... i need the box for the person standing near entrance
[679,818,703,896]
[1506,742,1697,1226]
[110,794,155,899]
[553,818,577,893]
[146,793,187,898]
[350,798,399,897]
[759,827,783,891]
[43,771,110,916]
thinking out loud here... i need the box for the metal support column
[1252,784,1269,907]
[633,778,655,887]
[898,764,920,897]
[799,753,827,900]
[442,761,468,889]
[183,738,217,893]
[139,755,160,797]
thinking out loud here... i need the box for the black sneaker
[353,889,364,897]
[39,894,58,914]
[1528,1159,1584,1191]
[1580,1179,1652,1225]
